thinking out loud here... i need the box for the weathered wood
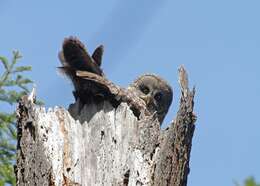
[16,66,196,186]
[152,67,196,186]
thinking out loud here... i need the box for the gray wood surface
[16,67,196,186]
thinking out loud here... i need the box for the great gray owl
[59,37,173,124]
[128,75,172,123]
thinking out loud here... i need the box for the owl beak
[140,95,152,105]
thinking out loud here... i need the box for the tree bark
[16,66,196,186]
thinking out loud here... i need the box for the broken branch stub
[16,67,196,186]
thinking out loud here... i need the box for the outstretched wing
[58,37,106,101]
[92,45,104,67]
[58,36,149,118]
[59,37,104,76]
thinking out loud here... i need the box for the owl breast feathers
[59,37,173,124]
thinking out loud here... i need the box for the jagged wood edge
[15,66,196,186]
[153,66,196,186]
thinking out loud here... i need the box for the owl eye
[154,92,162,102]
[140,86,149,95]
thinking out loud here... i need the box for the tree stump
[16,66,196,186]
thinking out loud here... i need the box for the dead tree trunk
[16,66,196,186]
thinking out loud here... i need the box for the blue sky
[1,0,260,185]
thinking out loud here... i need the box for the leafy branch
[235,177,260,186]
[0,51,34,186]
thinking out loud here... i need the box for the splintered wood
[16,67,196,186]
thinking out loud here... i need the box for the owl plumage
[128,74,173,124]
[59,37,173,125]
[58,37,106,103]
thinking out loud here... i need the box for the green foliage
[1,52,259,186]
[0,51,33,186]
[235,177,260,186]
[243,177,260,186]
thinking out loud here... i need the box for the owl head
[130,74,173,124]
